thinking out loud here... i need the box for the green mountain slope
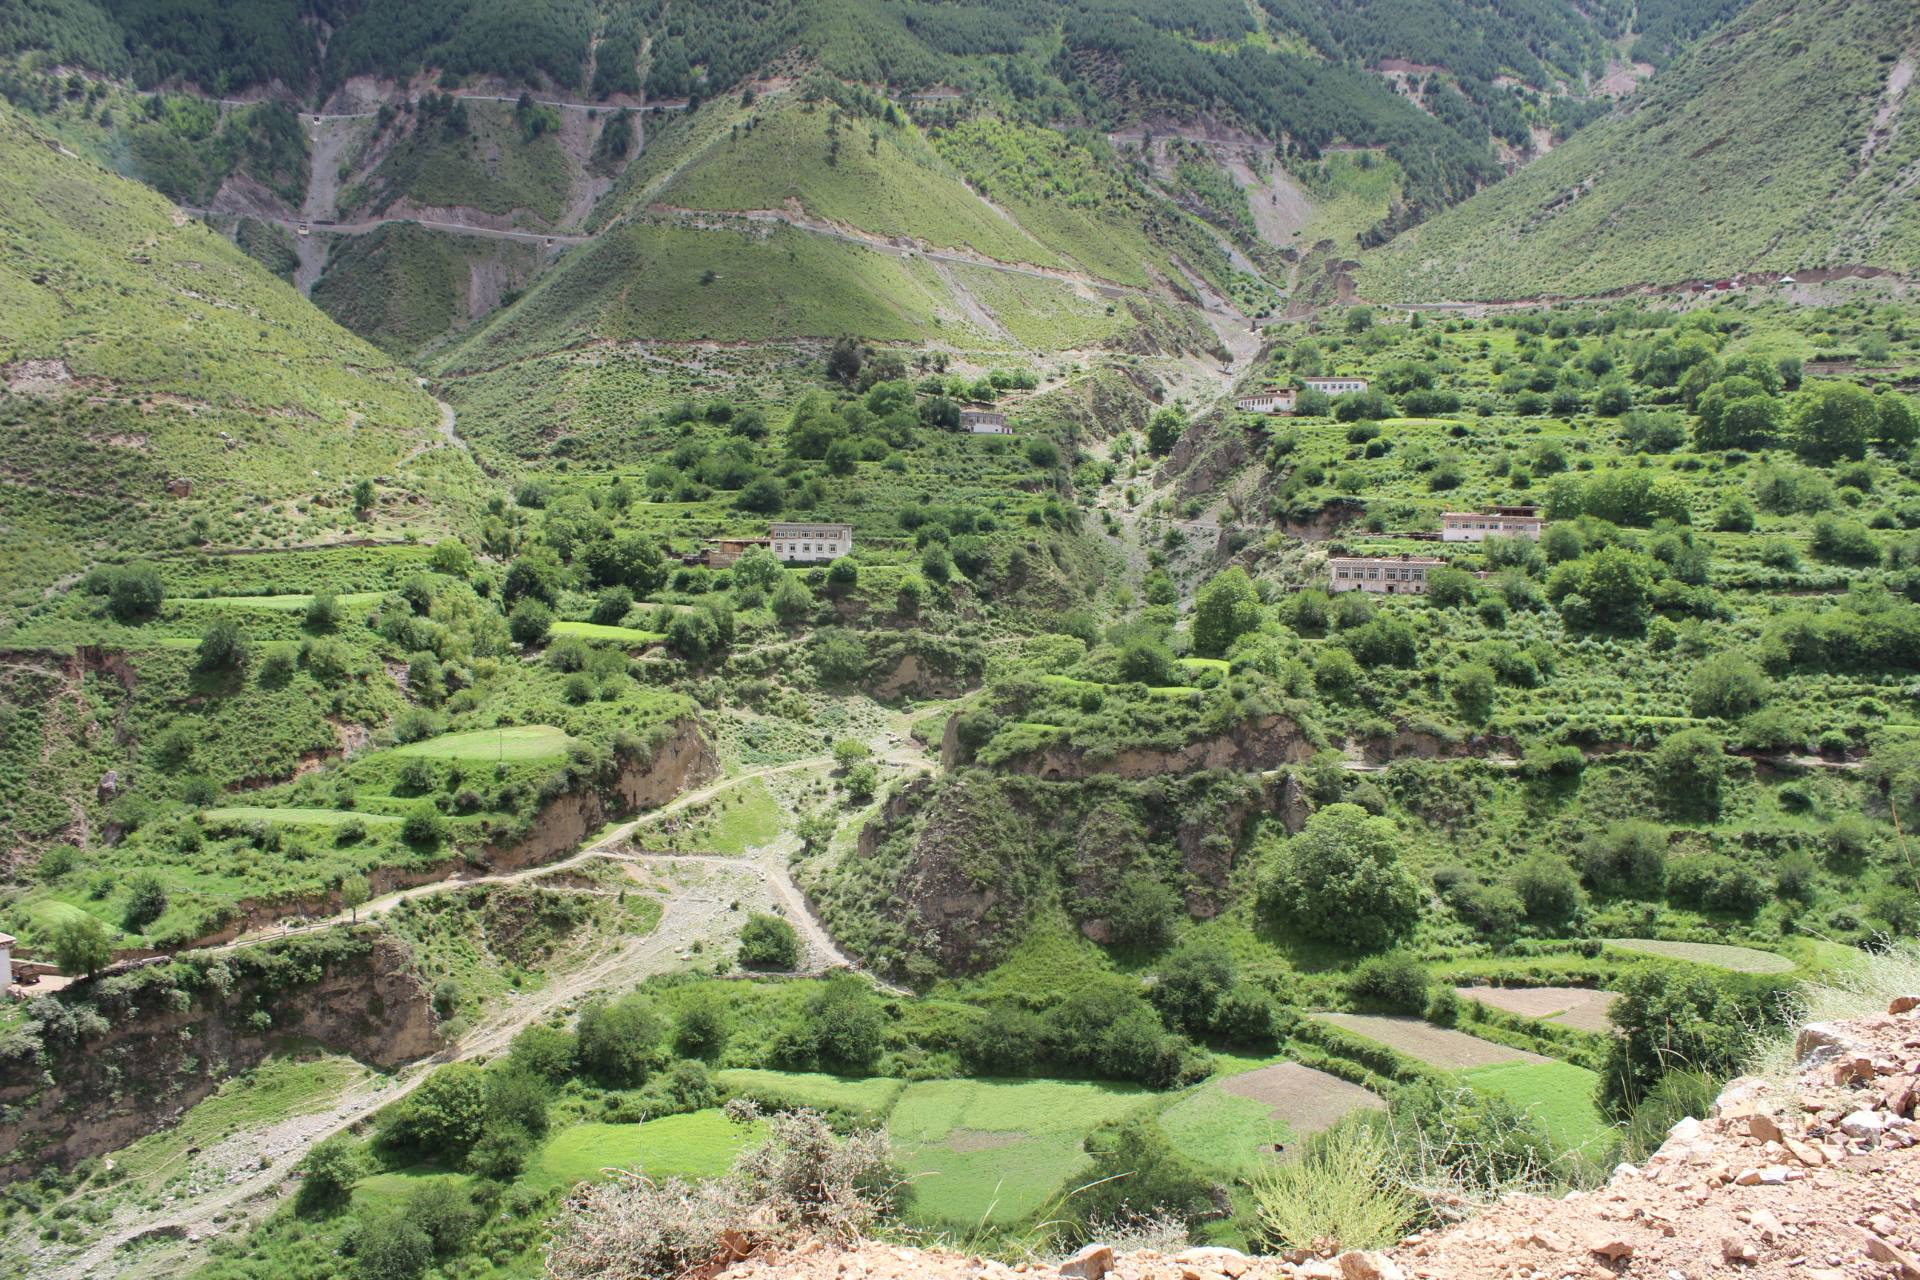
[0,104,480,612]
[1358,0,1920,301]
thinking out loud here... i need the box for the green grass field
[1458,1059,1615,1154]
[715,1068,908,1117]
[199,806,402,827]
[1158,1083,1290,1178]
[522,1112,759,1195]
[178,593,385,612]
[1607,939,1798,974]
[389,725,575,761]
[548,620,668,644]
[887,1077,1151,1226]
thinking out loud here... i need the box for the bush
[122,872,168,932]
[590,586,634,625]
[1654,728,1730,817]
[508,599,554,645]
[509,1024,578,1081]
[675,992,730,1059]
[296,1134,367,1211]
[1344,952,1429,1013]
[1251,1120,1416,1254]
[1690,653,1770,720]
[1508,854,1583,923]
[402,801,446,847]
[739,913,800,970]
[1580,820,1668,897]
[1069,1120,1215,1234]
[104,562,165,621]
[1666,854,1766,914]
[800,974,885,1072]
[1148,946,1235,1036]
[349,1211,433,1280]
[405,1180,478,1255]
[381,1063,489,1161]
[195,621,250,673]
[1106,868,1182,949]
[576,995,666,1087]
[1259,804,1422,951]
[50,913,113,975]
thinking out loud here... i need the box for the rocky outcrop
[1003,714,1314,780]
[0,929,440,1181]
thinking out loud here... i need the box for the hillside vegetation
[1360,0,1920,300]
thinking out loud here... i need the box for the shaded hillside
[1359,0,1920,301]
[0,103,479,611]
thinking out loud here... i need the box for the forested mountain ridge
[1358,0,1920,301]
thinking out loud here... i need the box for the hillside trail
[39,856,763,1280]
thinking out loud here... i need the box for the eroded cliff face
[1004,714,1316,780]
[0,930,440,1181]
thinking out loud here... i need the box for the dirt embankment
[177,718,717,948]
[981,713,1316,781]
[0,931,440,1181]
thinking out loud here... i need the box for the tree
[1107,867,1181,949]
[51,913,113,975]
[508,599,553,646]
[1508,855,1583,923]
[351,1211,432,1280]
[1654,728,1729,817]
[825,557,859,595]
[195,620,249,673]
[340,874,371,924]
[1117,637,1176,686]
[1877,392,1919,447]
[352,478,376,513]
[1146,407,1185,455]
[1690,653,1769,720]
[1148,945,1235,1035]
[123,873,168,932]
[739,913,800,969]
[105,562,165,621]
[801,972,884,1071]
[1192,567,1262,657]
[296,1134,367,1212]
[575,995,665,1087]
[770,573,814,624]
[1260,804,1421,951]
[731,546,784,592]
[1792,381,1878,462]
[827,336,863,384]
[402,801,446,847]
[1450,662,1495,723]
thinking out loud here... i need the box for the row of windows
[1334,566,1429,580]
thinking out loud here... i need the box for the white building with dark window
[0,932,12,994]
[1441,506,1544,542]
[960,409,1011,434]
[1328,554,1446,595]
[769,522,853,563]
[1234,390,1296,415]
[1303,376,1370,396]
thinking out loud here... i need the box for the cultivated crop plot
[2,2,1918,1276]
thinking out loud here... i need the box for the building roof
[769,522,853,534]
[1329,554,1446,566]
[1443,507,1541,520]
[0,932,14,946]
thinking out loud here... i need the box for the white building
[1441,506,1544,543]
[769,522,853,564]
[1328,554,1447,595]
[960,409,1011,434]
[1234,390,1296,415]
[1303,376,1370,396]
[0,932,12,994]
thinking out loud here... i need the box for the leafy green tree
[105,562,165,621]
[402,802,446,847]
[340,874,371,923]
[1654,728,1730,817]
[739,913,800,969]
[381,1062,488,1160]
[1107,867,1182,949]
[508,1024,577,1081]
[1690,653,1769,720]
[352,478,376,512]
[1192,567,1262,656]
[575,995,665,1087]
[296,1134,367,1212]
[731,546,784,592]
[771,573,814,624]
[1792,381,1878,461]
[304,590,341,632]
[1508,855,1583,922]
[351,1211,431,1280]
[1344,951,1428,1012]
[1580,820,1669,896]
[1876,392,1919,447]
[1260,804,1421,951]
[195,620,249,673]
[801,973,885,1072]
[1146,407,1185,455]
[1450,662,1495,723]
[1602,967,1789,1113]
[1149,945,1235,1035]
[508,599,553,646]
[122,873,168,932]
[1117,637,1176,686]
[51,914,113,975]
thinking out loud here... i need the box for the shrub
[381,1063,489,1161]
[1666,854,1766,914]
[1069,1120,1215,1235]
[1259,804,1422,951]
[590,586,634,625]
[508,1024,577,1081]
[1654,728,1730,817]
[1251,1120,1416,1255]
[104,562,165,621]
[122,872,168,932]
[675,993,730,1059]
[1344,952,1429,1013]
[1690,653,1770,720]
[800,974,885,1072]
[1580,820,1668,896]
[296,1134,367,1212]
[1148,946,1235,1035]
[508,599,553,645]
[1508,854,1584,923]
[402,801,446,847]
[1191,568,1262,657]
[51,914,113,975]
[739,913,800,970]
[576,995,666,1087]
[195,621,250,672]
[1106,868,1182,949]
[349,1210,432,1280]
[405,1180,478,1255]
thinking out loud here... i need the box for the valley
[1,3,1919,1279]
